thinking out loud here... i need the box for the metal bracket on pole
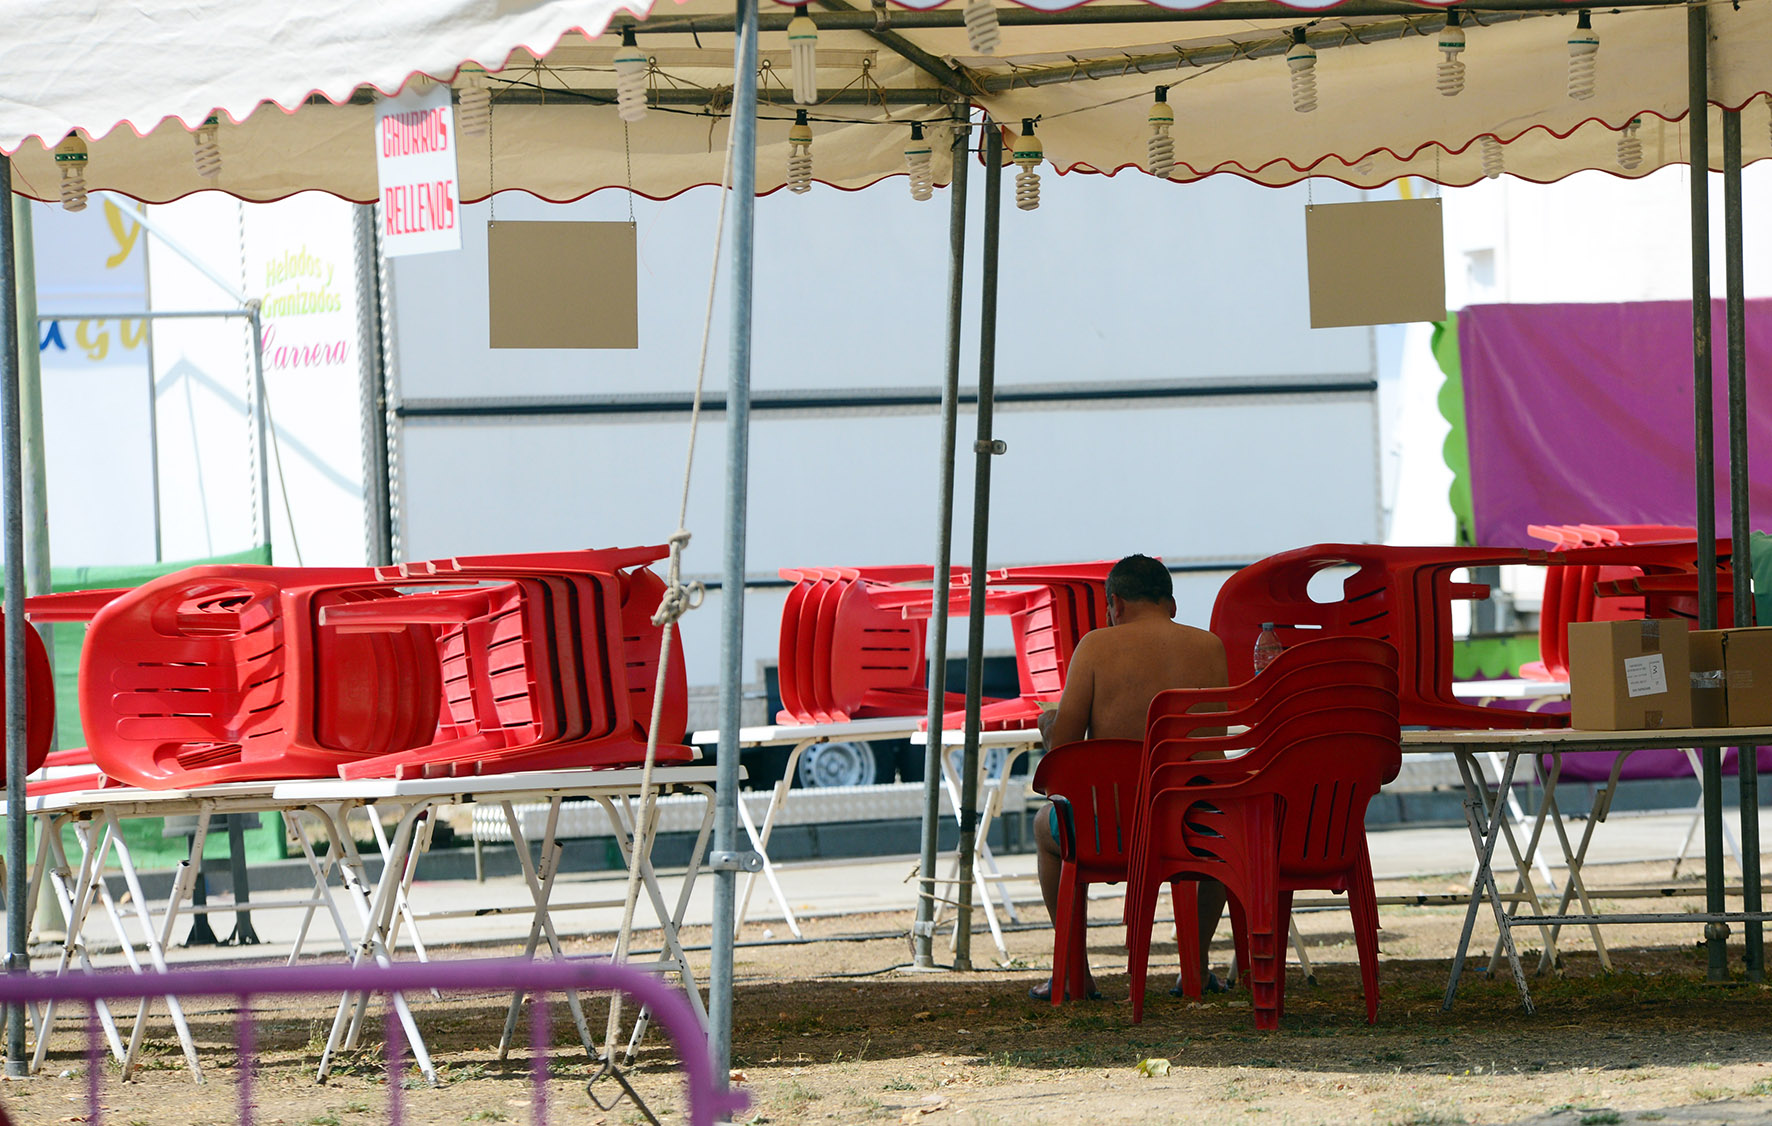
[973,439,1006,455]
[707,850,763,873]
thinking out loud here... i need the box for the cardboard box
[1688,627,1772,727]
[1567,619,1692,730]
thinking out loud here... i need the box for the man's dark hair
[1107,554,1172,605]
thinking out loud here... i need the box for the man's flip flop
[1028,980,1103,1002]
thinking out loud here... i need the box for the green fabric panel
[4,811,285,871]
[1753,531,1772,627]
[24,543,285,869]
[1452,634,1541,680]
[1431,315,1477,547]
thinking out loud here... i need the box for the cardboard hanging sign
[487,221,639,350]
[374,85,461,258]
[1305,197,1446,329]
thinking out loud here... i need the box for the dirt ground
[5,860,1772,1126]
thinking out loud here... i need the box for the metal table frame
[1404,726,1772,1013]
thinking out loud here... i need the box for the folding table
[689,717,922,939]
[8,780,388,1082]
[1402,725,1772,1014]
[271,763,719,1080]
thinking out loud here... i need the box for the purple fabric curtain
[1459,300,1772,549]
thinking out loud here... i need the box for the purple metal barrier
[0,958,747,1126]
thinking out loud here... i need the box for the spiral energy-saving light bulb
[193,115,222,178]
[1437,11,1466,97]
[788,110,814,194]
[457,65,492,135]
[55,133,88,211]
[1012,119,1043,211]
[904,123,934,201]
[1617,117,1643,170]
[1568,10,1598,101]
[788,12,819,105]
[1287,29,1318,114]
[1147,87,1175,179]
[1481,135,1503,179]
[965,0,1001,55]
[615,28,649,123]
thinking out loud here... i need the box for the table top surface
[689,716,925,747]
[11,766,723,812]
[914,727,1044,748]
[1400,725,1772,752]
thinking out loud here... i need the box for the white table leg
[33,815,126,1072]
[315,801,437,1086]
[494,797,594,1063]
[621,782,719,1062]
[1443,751,1534,1013]
[105,808,205,1082]
[283,808,359,964]
[737,739,812,939]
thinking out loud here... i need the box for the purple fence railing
[0,958,747,1126]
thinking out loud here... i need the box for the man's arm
[1041,635,1096,752]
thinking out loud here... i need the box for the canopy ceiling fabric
[1,0,1769,203]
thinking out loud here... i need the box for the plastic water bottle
[1253,622,1283,674]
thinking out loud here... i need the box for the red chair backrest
[1032,738,1142,875]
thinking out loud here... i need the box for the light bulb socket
[909,122,925,140]
[1575,9,1591,29]
[1446,9,1462,28]
[1291,26,1308,45]
[1154,86,1168,103]
[795,109,810,126]
[1021,118,1037,135]
[621,26,639,47]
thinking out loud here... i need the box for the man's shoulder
[1165,621,1226,651]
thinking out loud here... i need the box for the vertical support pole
[2,152,31,1077]
[710,0,759,1087]
[247,304,271,554]
[955,119,1004,974]
[914,113,971,972]
[1722,107,1760,980]
[355,204,394,567]
[1687,0,1728,981]
[11,197,51,603]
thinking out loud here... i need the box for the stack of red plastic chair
[0,608,61,788]
[1122,637,1403,1028]
[773,565,972,724]
[57,547,691,789]
[1210,544,1562,729]
[1523,524,1732,682]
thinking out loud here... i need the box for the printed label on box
[1624,653,1668,698]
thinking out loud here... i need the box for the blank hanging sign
[488,221,639,349]
[1305,198,1446,329]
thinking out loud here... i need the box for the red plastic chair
[1128,725,1398,1029]
[1209,544,1560,729]
[1124,637,1401,1026]
[1030,738,1177,1005]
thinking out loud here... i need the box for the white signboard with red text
[375,85,461,257]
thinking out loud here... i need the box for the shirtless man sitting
[1030,554,1229,1002]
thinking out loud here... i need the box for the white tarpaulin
[1,0,1768,204]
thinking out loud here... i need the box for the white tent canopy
[2,0,1768,204]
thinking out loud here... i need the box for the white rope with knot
[599,128,731,1069]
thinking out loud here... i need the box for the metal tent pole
[1,153,30,1077]
[710,0,759,1086]
[913,113,972,972]
[11,198,50,611]
[954,119,1005,974]
[1722,107,1761,981]
[1687,0,1727,981]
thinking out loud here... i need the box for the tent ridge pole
[813,0,981,97]
[1721,106,1760,981]
[710,0,759,1090]
[915,110,972,971]
[956,116,1004,975]
[1687,0,1728,982]
[0,151,30,1077]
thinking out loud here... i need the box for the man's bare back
[1042,613,1227,750]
